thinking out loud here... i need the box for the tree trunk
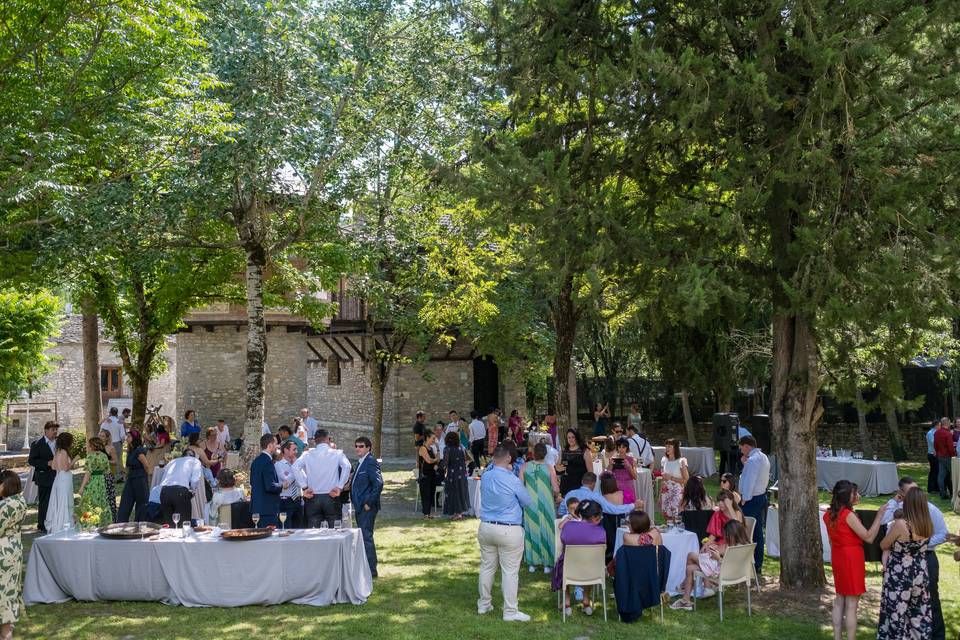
[680,389,698,446]
[550,277,578,431]
[81,296,101,438]
[883,401,907,461]
[770,314,826,589]
[854,388,872,457]
[243,246,268,462]
[127,363,151,431]
[371,372,386,458]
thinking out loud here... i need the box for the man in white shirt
[300,408,319,444]
[446,410,462,436]
[215,419,231,449]
[625,424,654,468]
[293,429,352,528]
[275,440,303,528]
[159,450,204,527]
[101,407,126,481]
[468,410,487,474]
[738,436,771,574]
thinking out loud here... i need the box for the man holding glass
[351,437,383,577]
[275,440,303,528]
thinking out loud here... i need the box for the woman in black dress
[417,432,440,519]
[116,431,150,523]
[442,432,470,520]
[557,428,593,497]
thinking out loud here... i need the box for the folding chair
[743,515,760,590]
[693,543,756,621]
[562,544,608,622]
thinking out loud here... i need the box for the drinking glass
[172,513,181,529]
[873,454,878,461]
[320,521,329,530]
[252,513,261,529]
[279,512,287,530]
[333,519,342,530]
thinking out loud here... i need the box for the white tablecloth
[24,528,372,606]
[652,447,717,477]
[766,504,831,562]
[613,528,699,595]
[815,457,899,496]
[466,477,482,517]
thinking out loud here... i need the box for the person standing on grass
[879,477,949,640]
[467,411,486,475]
[933,417,955,500]
[250,434,281,528]
[477,445,532,622]
[350,437,383,578]
[737,435,770,574]
[877,487,933,640]
[294,429,351,528]
[925,420,939,494]
[823,480,888,640]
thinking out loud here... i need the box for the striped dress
[522,461,555,568]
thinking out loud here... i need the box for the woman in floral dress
[877,487,933,640]
[78,438,112,527]
[659,439,688,525]
[0,469,26,640]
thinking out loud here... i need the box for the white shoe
[543,566,551,574]
[528,565,536,573]
[477,603,494,615]
[700,587,716,598]
[503,611,530,622]
[583,605,594,616]
[563,606,572,616]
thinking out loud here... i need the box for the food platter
[220,528,273,541]
[97,522,162,539]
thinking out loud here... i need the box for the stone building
[5,315,177,450]
[14,303,525,457]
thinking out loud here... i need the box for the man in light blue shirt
[926,420,939,494]
[737,436,770,573]
[477,445,532,622]
[879,476,948,638]
[558,472,645,516]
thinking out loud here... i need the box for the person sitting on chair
[672,519,750,610]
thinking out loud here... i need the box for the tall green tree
[0,289,61,402]
[639,0,960,587]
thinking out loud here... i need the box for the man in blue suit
[251,434,281,527]
[351,436,383,577]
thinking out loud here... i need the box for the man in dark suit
[351,436,383,577]
[250,433,281,527]
[28,421,59,533]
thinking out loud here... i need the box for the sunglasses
[354,444,368,449]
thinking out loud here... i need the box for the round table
[614,527,700,595]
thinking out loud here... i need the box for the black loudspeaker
[712,413,740,451]
[750,414,771,453]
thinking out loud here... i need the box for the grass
[16,463,960,640]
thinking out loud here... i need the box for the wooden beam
[331,336,354,362]
[341,335,365,360]
[306,341,327,365]
[319,336,349,362]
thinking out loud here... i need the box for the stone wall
[576,419,933,463]
[176,327,305,434]
[9,339,176,449]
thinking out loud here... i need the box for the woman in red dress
[823,480,888,640]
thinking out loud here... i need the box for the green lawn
[17,463,960,640]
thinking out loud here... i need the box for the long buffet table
[25,527,372,607]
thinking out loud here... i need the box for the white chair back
[218,504,232,529]
[718,543,756,585]
[744,515,756,542]
[562,544,606,585]
[554,518,564,561]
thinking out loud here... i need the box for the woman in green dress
[520,442,560,573]
[78,438,112,527]
[0,469,26,640]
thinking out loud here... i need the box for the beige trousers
[477,522,524,616]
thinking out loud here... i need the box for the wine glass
[172,513,181,529]
[333,519,342,530]
[279,512,287,530]
[252,513,260,529]
[320,521,328,530]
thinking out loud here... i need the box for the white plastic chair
[561,544,608,622]
[218,504,232,529]
[743,516,761,590]
[694,543,756,621]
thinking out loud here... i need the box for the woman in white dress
[44,432,75,533]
